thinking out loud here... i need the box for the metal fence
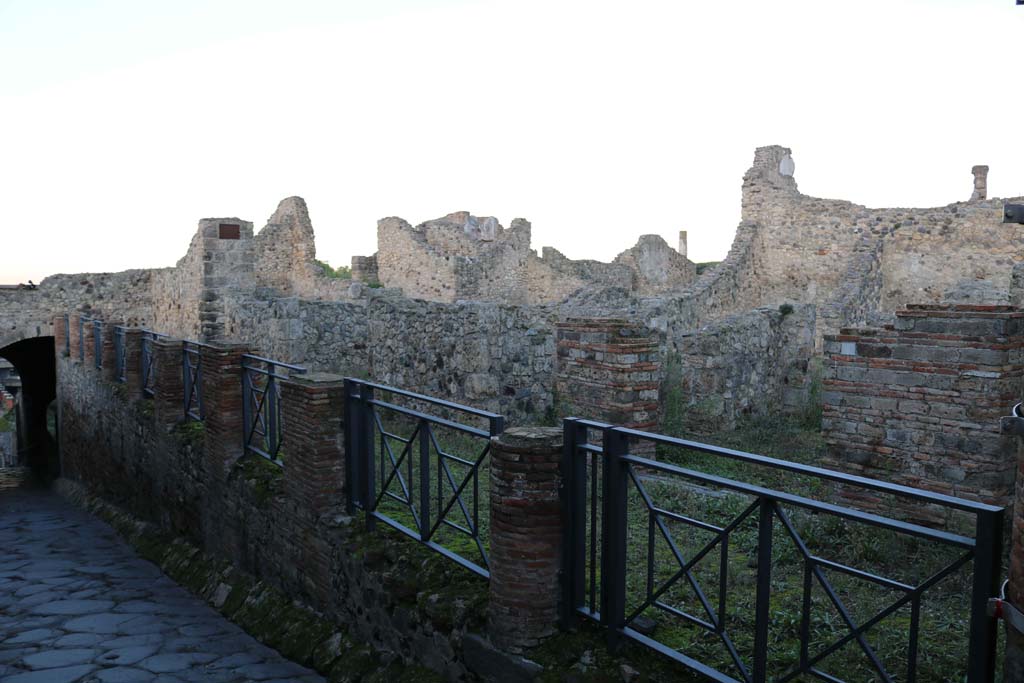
[344,379,504,578]
[113,326,127,383]
[140,330,166,397]
[182,341,209,421]
[562,418,1004,683]
[241,355,306,465]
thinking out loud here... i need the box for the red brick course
[822,305,1023,524]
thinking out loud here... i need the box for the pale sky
[1,0,1021,283]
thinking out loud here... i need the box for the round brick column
[488,426,563,653]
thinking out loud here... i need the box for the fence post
[753,498,775,683]
[488,426,564,653]
[560,418,588,627]
[600,427,628,650]
[361,384,376,530]
[100,322,121,383]
[152,338,185,425]
[279,372,346,602]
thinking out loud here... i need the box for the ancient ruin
[5,144,1024,682]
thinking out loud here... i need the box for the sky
[0,0,1022,283]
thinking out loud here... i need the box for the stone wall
[739,145,1024,335]
[822,305,1024,524]
[668,305,817,429]
[53,342,485,679]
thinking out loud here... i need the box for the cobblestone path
[0,490,326,683]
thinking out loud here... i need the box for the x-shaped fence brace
[625,462,976,683]
[371,410,491,570]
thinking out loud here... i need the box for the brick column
[152,338,184,425]
[82,320,96,368]
[70,316,82,362]
[201,343,249,476]
[53,315,68,357]
[122,329,144,396]
[100,322,122,383]
[488,426,563,652]
[280,372,346,513]
[280,372,346,602]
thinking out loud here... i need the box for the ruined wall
[667,305,816,429]
[740,145,1024,335]
[879,200,1024,309]
[612,234,697,296]
[822,305,1023,524]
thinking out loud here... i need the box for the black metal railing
[345,379,504,578]
[140,330,166,397]
[562,418,1005,683]
[92,319,103,369]
[241,355,306,465]
[182,341,209,421]
[113,326,127,383]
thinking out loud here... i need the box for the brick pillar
[100,322,122,383]
[488,426,563,652]
[152,338,184,425]
[280,372,346,602]
[201,343,249,476]
[82,320,96,368]
[53,315,68,357]
[555,318,659,431]
[122,329,144,396]
[70,316,82,362]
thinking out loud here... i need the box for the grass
[579,414,998,683]
[352,376,997,681]
[0,411,13,433]
[368,407,494,573]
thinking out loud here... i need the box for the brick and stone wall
[54,336,487,679]
[555,319,660,431]
[822,305,1024,523]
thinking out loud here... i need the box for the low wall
[55,343,485,679]
[822,305,1024,524]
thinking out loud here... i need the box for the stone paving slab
[0,490,325,683]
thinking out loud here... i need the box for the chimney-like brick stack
[488,426,563,652]
[822,304,1024,524]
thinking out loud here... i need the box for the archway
[0,334,57,482]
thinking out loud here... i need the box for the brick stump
[488,426,563,653]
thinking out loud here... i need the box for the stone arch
[0,322,58,481]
